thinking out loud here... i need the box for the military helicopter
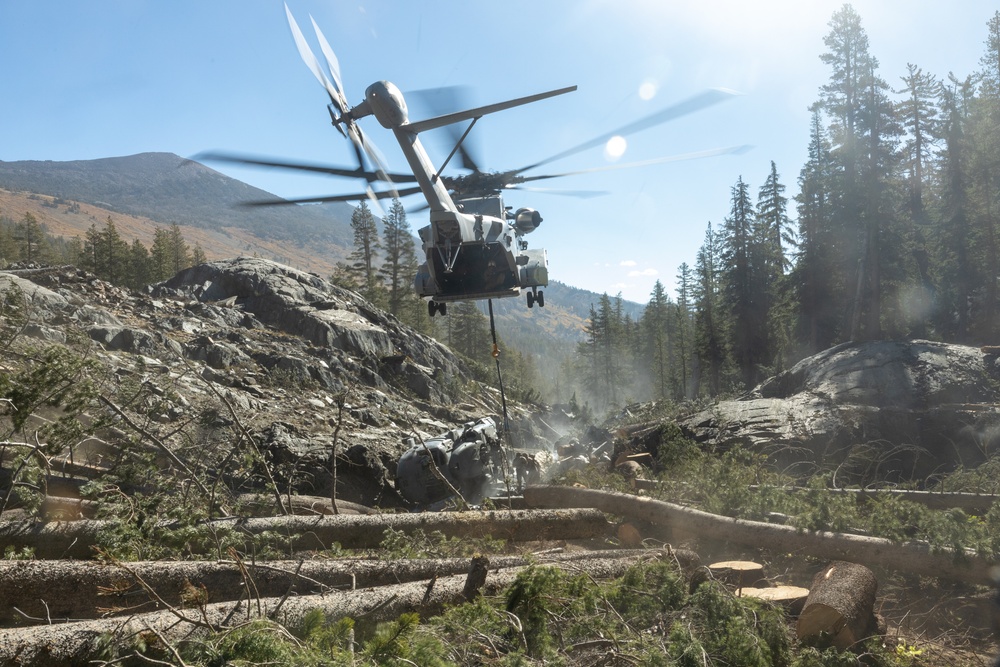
[199,5,746,317]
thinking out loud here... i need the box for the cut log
[235,493,377,516]
[523,485,995,586]
[632,480,1000,514]
[797,561,878,650]
[0,553,662,666]
[739,586,810,614]
[0,549,655,624]
[0,508,611,559]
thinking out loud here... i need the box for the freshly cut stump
[740,585,810,615]
[708,560,765,588]
[797,561,878,649]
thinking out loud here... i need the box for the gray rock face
[1,260,521,507]
[680,340,1000,481]
[155,257,466,402]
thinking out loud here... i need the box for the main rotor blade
[241,185,423,207]
[409,86,483,172]
[517,88,741,174]
[195,151,417,184]
[505,185,609,199]
[515,145,753,183]
[402,85,577,134]
[284,3,344,112]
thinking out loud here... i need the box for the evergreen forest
[565,7,1000,411]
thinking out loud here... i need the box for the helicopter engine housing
[513,207,542,235]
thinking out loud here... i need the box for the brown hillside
[0,188,346,276]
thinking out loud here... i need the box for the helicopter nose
[366,80,409,129]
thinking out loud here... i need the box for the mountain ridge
[0,152,642,346]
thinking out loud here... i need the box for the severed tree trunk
[797,561,879,649]
[524,485,994,585]
[0,508,610,559]
[740,586,810,614]
[0,554,659,667]
[0,549,657,624]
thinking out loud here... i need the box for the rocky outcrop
[679,340,1000,481]
[1,260,532,507]
[155,257,466,402]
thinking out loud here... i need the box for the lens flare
[604,135,627,160]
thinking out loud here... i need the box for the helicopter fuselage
[354,80,549,314]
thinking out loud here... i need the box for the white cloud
[620,260,638,267]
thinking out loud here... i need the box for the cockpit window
[456,196,504,218]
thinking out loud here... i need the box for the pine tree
[168,223,191,274]
[101,217,130,285]
[378,198,419,319]
[719,177,759,389]
[16,212,46,264]
[754,162,793,374]
[150,227,174,282]
[793,111,839,353]
[128,238,152,290]
[693,224,726,396]
[967,11,1000,338]
[817,4,900,341]
[641,280,672,400]
[449,301,490,361]
[674,263,694,399]
[934,74,975,341]
[348,200,382,301]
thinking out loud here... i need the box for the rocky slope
[679,339,1000,482]
[1,258,555,508]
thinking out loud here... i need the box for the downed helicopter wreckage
[393,417,615,509]
[395,417,507,508]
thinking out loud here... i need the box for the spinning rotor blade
[241,185,423,207]
[505,185,610,198]
[410,86,483,173]
[514,145,753,183]
[402,86,577,134]
[517,88,741,175]
[284,3,344,112]
[195,151,417,184]
[310,16,344,98]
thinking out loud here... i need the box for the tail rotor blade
[284,3,344,112]
[310,15,345,98]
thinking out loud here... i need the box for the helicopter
[199,5,747,317]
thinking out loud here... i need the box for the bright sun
[604,135,628,160]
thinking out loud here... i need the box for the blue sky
[1,1,996,303]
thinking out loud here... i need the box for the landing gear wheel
[537,290,544,308]
[428,300,447,317]
[526,291,535,308]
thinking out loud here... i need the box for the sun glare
[604,135,627,160]
[638,80,658,101]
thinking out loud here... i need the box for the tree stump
[796,561,878,649]
[616,522,643,547]
[708,560,766,589]
[739,586,810,615]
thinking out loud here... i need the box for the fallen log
[632,479,1000,514]
[0,548,657,624]
[524,485,996,586]
[235,493,378,516]
[797,561,879,649]
[0,508,611,559]
[0,553,661,666]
